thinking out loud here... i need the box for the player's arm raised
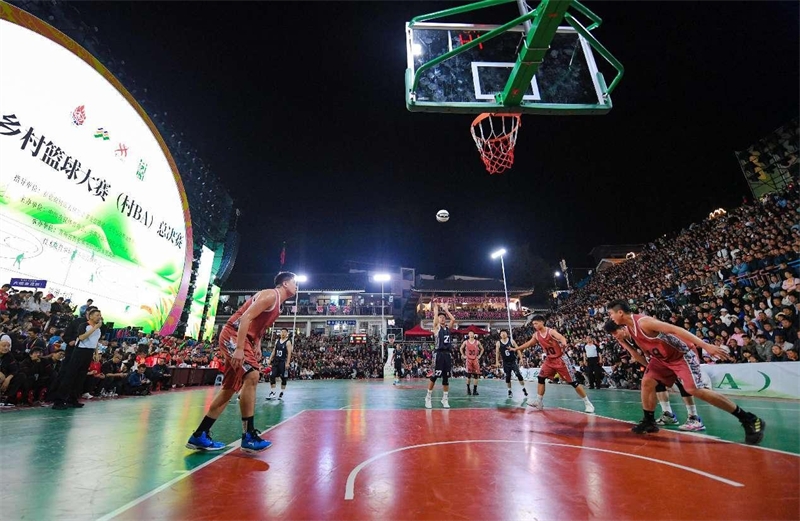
[232,290,276,369]
[431,301,439,334]
[442,303,456,329]
[640,316,731,360]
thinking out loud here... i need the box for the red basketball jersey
[625,314,689,363]
[465,340,480,360]
[226,289,282,347]
[536,328,564,359]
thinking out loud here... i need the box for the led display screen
[0,15,191,332]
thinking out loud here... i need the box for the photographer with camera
[52,308,104,410]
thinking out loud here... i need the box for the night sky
[70,1,799,282]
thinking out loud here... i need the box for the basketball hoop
[470,113,521,175]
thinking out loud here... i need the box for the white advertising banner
[700,362,800,400]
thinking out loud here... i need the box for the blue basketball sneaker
[241,430,272,453]
[186,431,226,451]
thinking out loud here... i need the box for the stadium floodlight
[554,271,561,277]
[490,249,513,339]
[291,275,308,337]
[373,273,391,361]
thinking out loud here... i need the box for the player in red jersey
[606,300,765,444]
[605,319,707,431]
[460,331,484,395]
[187,272,297,453]
[515,316,594,413]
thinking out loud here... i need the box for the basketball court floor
[2,379,798,521]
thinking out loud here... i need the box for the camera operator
[52,309,104,410]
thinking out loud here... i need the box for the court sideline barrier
[522,363,800,399]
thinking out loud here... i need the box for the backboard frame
[405,0,623,115]
[406,22,609,115]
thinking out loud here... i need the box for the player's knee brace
[678,385,692,398]
[280,376,288,386]
[569,381,580,388]
[655,382,667,393]
[505,373,512,384]
[269,374,277,385]
[537,376,547,385]
[429,375,437,383]
[442,375,449,386]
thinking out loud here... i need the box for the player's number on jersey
[546,347,557,355]
[505,350,511,357]
[434,370,442,376]
[276,349,283,357]
[443,335,450,343]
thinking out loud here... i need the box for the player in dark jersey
[605,319,707,431]
[426,302,456,409]
[266,328,292,400]
[495,329,528,399]
[390,337,405,385]
[187,272,297,454]
[607,300,764,444]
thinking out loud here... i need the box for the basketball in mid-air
[436,209,449,222]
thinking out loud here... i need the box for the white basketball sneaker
[425,395,432,409]
[584,402,595,414]
[441,397,450,409]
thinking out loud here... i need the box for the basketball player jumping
[606,300,764,444]
[605,319,707,431]
[460,331,484,395]
[187,272,297,453]
[495,329,528,399]
[266,327,292,400]
[426,302,456,409]
[514,315,595,413]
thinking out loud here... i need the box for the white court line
[557,407,800,458]
[343,439,743,500]
[96,410,307,521]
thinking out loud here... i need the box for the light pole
[374,273,391,362]
[554,271,561,289]
[490,249,513,339]
[291,275,308,341]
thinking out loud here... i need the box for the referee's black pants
[586,356,603,389]
[52,348,94,404]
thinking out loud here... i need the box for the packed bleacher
[1,185,797,407]
[0,292,222,407]
[548,186,800,383]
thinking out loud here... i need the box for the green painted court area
[1,380,798,520]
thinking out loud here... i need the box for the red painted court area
[113,408,798,521]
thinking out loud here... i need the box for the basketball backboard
[406,22,611,115]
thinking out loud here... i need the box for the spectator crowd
[1,184,797,407]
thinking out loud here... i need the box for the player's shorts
[466,358,480,375]
[645,351,707,392]
[433,351,452,379]
[219,325,261,392]
[503,362,523,382]
[271,360,287,380]
[538,355,575,383]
